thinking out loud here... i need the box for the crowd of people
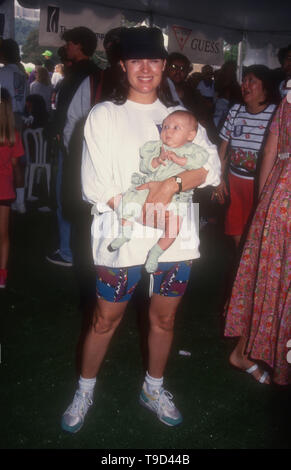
[0,26,290,434]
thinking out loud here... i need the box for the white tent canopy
[18,0,291,47]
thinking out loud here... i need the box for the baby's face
[161,113,197,148]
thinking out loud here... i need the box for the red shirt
[0,131,24,200]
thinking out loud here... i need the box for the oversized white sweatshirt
[81,98,221,267]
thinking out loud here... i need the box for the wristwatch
[174,176,182,194]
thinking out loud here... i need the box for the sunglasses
[169,64,187,72]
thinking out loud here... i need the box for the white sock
[144,371,163,395]
[78,376,96,398]
[16,187,25,204]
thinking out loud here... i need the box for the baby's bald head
[166,110,198,131]
[161,110,198,148]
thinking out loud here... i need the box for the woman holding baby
[61,27,220,433]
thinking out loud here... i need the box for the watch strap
[175,176,182,194]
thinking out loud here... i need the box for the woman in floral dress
[224,92,291,385]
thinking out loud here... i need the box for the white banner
[39,0,122,51]
[243,41,280,69]
[168,25,224,66]
[0,0,14,39]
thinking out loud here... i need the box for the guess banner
[39,0,122,51]
[168,25,224,65]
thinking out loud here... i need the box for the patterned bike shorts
[96,261,193,303]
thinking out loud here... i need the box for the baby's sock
[109,236,129,251]
[109,223,133,251]
[145,244,164,273]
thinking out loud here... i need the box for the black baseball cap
[120,27,168,60]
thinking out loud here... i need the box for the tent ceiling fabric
[18,0,291,46]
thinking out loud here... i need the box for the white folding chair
[23,128,51,201]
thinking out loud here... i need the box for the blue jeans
[56,149,73,262]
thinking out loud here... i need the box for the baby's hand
[152,146,168,168]
[167,151,187,166]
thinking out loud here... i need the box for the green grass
[0,210,290,449]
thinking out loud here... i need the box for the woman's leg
[0,206,10,269]
[230,336,271,383]
[81,298,129,378]
[139,293,184,427]
[233,234,241,248]
[147,294,182,378]
[62,298,129,433]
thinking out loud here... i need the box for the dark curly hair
[62,27,97,57]
[277,44,291,66]
[167,52,192,75]
[243,64,280,105]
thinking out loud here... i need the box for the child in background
[109,110,209,272]
[0,89,25,288]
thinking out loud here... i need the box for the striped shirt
[220,103,276,178]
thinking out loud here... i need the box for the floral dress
[224,97,291,385]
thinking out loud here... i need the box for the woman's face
[241,73,266,107]
[121,59,166,103]
[65,40,82,62]
[167,60,189,84]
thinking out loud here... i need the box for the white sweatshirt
[63,76,91,150]
[81,98,221,267]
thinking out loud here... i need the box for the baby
[108,110,209,272]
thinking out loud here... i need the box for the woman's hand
[136,179,177,227]
[211,180,228,205]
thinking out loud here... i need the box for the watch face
[176,177,182,183]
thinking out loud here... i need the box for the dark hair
[242,64,279,105]
[201,64,213,74]
[0,38,21,63]
[0,87,15,145]
[277,44,291,66]
[62,27,97,57]
[43,58,55,73]
[167,52,192,73]
[110,66,177,107]
[57,46,67,62]
[215,60,242,103]
[25,94,49,129]
[103,27,126,65]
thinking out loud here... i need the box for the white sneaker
[61,390,93,433]
[11,201,26,214]
[38,206,51,212]
[139,384,182,426]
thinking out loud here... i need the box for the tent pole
[148,10,153,27]
[237,31,246,83]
